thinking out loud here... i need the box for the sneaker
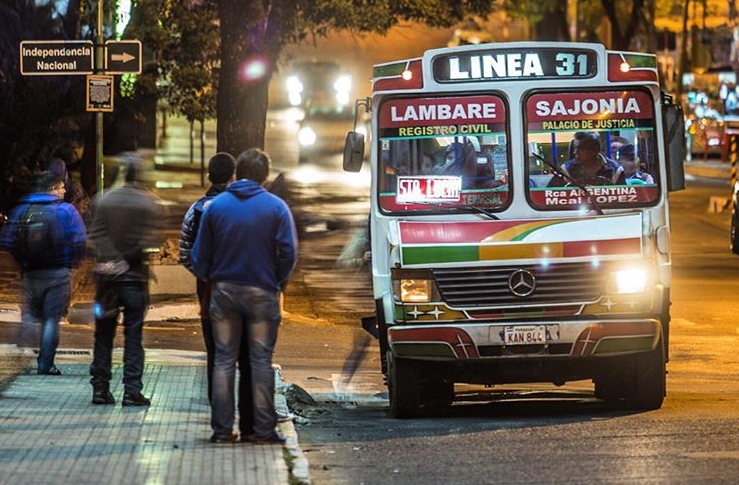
[92,387,115,405]
[37,365,62,376]
[210,431,239,444]
[240,432,287,445]
[122,391,151,407]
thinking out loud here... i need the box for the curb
[0,302,201,324]
[275,366,312,485]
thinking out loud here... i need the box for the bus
[343,42,686,418]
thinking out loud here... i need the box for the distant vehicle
[685,104,725,158]
[298,104,367,164]
[285,61,352,108]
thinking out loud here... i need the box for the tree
[501,0,569,42]
[215,0,497,155]
[599,0,646,49]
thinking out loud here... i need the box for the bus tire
[421,378,454,408]
[387,352,420,419]
[731,204,739,256]
[596,340,665,411]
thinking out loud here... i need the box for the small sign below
[20,40,94,75]
[105,40,142,74]
[86,75,114,112]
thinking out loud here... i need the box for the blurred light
[355,126,367,137]
[336,91,350,105]
[286,75,303,93]
[619,62,631,73]
[291,165,324,184]
[401,70,413,81]
[591,259,601,269]
[288,92,302,106]
[298,126,317,146]
[468,36,481,44]
[241,57,268,82]
[540,259,550,269]
[708,138,720,146]
[333,75,352,93]
[615,268,647,294]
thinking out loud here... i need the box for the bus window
[525,90,660,210]
[377,95,510,213]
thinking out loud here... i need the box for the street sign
[105,40,142,74]
[86,75,114,112]
[20,40,94,75]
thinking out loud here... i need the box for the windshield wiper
[530,153,604,216]
[414,200,499,220]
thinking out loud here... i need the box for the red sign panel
[380,95,506,129]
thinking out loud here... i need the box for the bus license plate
[504,325,547,345]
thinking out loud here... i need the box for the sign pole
[95,0,104,194]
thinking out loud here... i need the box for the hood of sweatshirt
[226,179,266,200]
[20,192,61,204]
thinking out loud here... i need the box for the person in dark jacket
[0,172,87,375]
[179,152,254,427]
[192,148,297,444]
[88,155,161,406]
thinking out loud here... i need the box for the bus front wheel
[387,352,420,419]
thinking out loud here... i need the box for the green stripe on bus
[402,245,479,264]
[373,63,406,77]
[623,54,656,68]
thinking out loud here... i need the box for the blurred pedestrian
[192,148,297,444]
[47,158,90,219]
[88,155,161,406]
[0,172,86,375]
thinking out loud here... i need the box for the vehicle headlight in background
[286,76,303,106]
[298,126,317,146]
[333,75,351,94]
[399,279,431,303]
[336,91,350,106]
[613,268,647,294]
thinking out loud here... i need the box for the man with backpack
[0,172,87,375]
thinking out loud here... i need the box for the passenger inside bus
[616,144,654,185]
[547,132,625,187]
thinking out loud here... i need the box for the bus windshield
[526,89,660,210]
[377,95,510,213]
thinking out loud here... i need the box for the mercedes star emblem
[508,269,536,297]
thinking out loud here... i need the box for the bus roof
[371,42,658,93]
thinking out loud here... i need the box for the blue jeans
[89,278,148,393]
[209,282,280,437]
[19,269,71,372]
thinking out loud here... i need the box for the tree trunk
[531,3,569,41]
[600,0,645,50]
[216,0,272,155]
[676,0,691,108]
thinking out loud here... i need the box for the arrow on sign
[111,52,135,63]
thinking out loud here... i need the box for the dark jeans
[89,278,148,393]
[209,282,280,437]
[197,279,254,434]
[19,269,71,372]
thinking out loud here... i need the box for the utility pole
[95,0,104,194]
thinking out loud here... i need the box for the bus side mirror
[663,97,686,192]
[343,131,365,172]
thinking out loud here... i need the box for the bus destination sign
[432,48,597,83]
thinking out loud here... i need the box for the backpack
[17,202,60,270]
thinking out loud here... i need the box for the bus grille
[433,262,606,308]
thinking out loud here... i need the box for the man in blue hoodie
[0,172,87,375]
[192,148,297,444]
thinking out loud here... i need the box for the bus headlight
[298,126,317,146]
[399,279,431,303]
[612,268,648,294]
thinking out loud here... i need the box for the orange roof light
[401,69,413,81]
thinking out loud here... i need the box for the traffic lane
[300,393,739,485]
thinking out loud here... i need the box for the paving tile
[0,364,289,485]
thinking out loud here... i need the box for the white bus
[343,42,686,418]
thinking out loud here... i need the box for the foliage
[126,0,218,123]
[0,0,89,209]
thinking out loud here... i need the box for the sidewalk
[0,355,309,485]
[685,158,733,181]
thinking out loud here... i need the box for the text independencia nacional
[22,45,92,59]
